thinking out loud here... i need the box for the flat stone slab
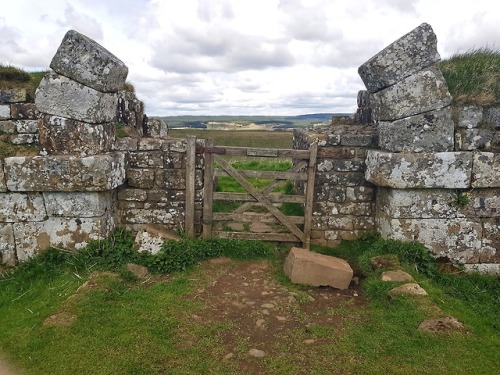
[418,316,465,333]
[370,255,400,270]
[134,224,180,255]
[378,107,454,152]
[358,23,440,93]
[50,30,128,93]
[381,270,414,282]
[35,73,117,123]
[388,283,428,298]
[284,247,353,290]
[371,67,451,121]
[5,153,125,192]
[365,151,472,189]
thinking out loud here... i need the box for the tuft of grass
[439,46,500,106]
[0,64,48,101]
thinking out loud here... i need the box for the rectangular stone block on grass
[38,114,115,156]
[365,150,472,189]
[284,247,353,290]
[43,192,114,217]
[5,153,125,192]
[371,67,451,121]
[35,73,117,123]
[378,107,454,152]
[50,30,128,93]
[358,23,440,93]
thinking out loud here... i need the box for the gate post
[185,135,196,236]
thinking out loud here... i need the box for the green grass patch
[440,46,500,106]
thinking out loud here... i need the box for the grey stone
[147,118,169,138]
[0,193,47,222]
[388,283,428,298]
[127,168,155,189]
[9,134,38,145]
[13,215,115,261]
[38,114,115,156]
[377,214,482,263]
[0,224,16,266]
[463,263,500,275]
[472,189,500,217]
[0,88,26,103]
[113,137,138,151]
[378,107,454,152]
[0,161,6,192]
[418,317,465,333]
[248,349,266,358]
[117,188,148,202]
[10,103,38,120]
[122,208,180,226]
[43,192,114,217]
[50,30,128,93]
[134,224,180,254]
[15,120,38,133]
[483,107,500,127]
[371,67,452,121]
[453,105,483,128]
[365,151,472,189]
[455,128,495,151]
[5,153,125,192]
[357,90,371,107]
[472,152,500,188]
[35,72,117,123]
[117,91,145,137]
[138,138,163,151]
[0,104,10,119]
[0,120,16,134]
[283,247,353,290]
[358,23,440,93]
[381,270,414,282]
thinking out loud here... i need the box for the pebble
[261,303,275,309]
[303,339,315,345]
[276,316,287,322]
[245,301,256,306]
[248,349,266,358]
[224,353,234,361]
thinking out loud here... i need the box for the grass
[0,65,48,101]
[440,46,500,106]
[1,231,498,374]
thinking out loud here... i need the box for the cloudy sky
[1,0,498,116]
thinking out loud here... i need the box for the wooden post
[185,135,196,237]
[303,142,318,249]
[202,139,215,239]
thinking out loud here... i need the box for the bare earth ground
[170,258,367,374]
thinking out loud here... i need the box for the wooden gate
[198,140,317,248]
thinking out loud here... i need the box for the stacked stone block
[293,124,377,247]
[359,23,500,271]
[115,137,204,234]
[0,90,39,147]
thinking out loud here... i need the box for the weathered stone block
[283,247,353,290]
[16,120,38,133]
[464,263,500,274]
[379,107,454,152]
[122,208,181,225]
[482,218,500,263]
[453,105,483,128]
[134,224,180,254]
[38,114,115,156]
[0,88,26,103]
[0,120,16,134]
[341,134,376,147]
[13,216,115,261]
[376,188,473,219]
[472,189,500,217]
[333,160,364,172]
[114,137,138,151]
[0,104,10,119]
[147,118,169,138]
[10,103,38,120]
[117,188,147,202]
[357,90,371,108]
[346,186,374,202]
[371,67,452,121]
[0,193,47,222]
[35,73,117,123]
[50,30,128,93]
[164,152,186,169]
[129,151,163,168]
[10,133,38,145]
[138,138,164,151]
[5,153,125,191]
[127,168,155,189]
[335,172,365,187]
[365,151,472,188]
[358,23,440,93]
[146,189,185,202]
[377,214,482,263]
[44,192,114,217]
[455,128,494,151]
[0,224,16,266]
[318,147,356,159]
[472,152,500,188]
[483,107,500,127]
[0,160,6,192]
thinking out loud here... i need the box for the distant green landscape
[158,113,349,129]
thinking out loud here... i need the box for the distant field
[168,129,293,149]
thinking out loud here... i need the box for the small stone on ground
[381,270,414,282]
[388,283,428,298]
[370,255,401,270]
[418,316,465,333]
[248,348,266,358]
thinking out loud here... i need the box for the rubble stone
[381,270,414,282]
[50,29,128,93]
[388,283,428,298]
[358,23,440,93]
[283,247,353,290]
[35,72,117,123]
[418,317,465,333]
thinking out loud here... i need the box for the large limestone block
[376,188,473,219]
[365,151,472,188]
[13,215,115,261]
[359,23,440,93]
[378,107,454,152]
[5,153,125,192]
[44,192,114,217]
[377,214,482,263]
[0,224,16,266]
[50,30,128,93]
[371,67,451,121]
[0,193,47,222]
[0,160,6,192]
[283,247,353,290]
[472,152,500,188]
[35,73,117,123]
[38,114,115,156]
